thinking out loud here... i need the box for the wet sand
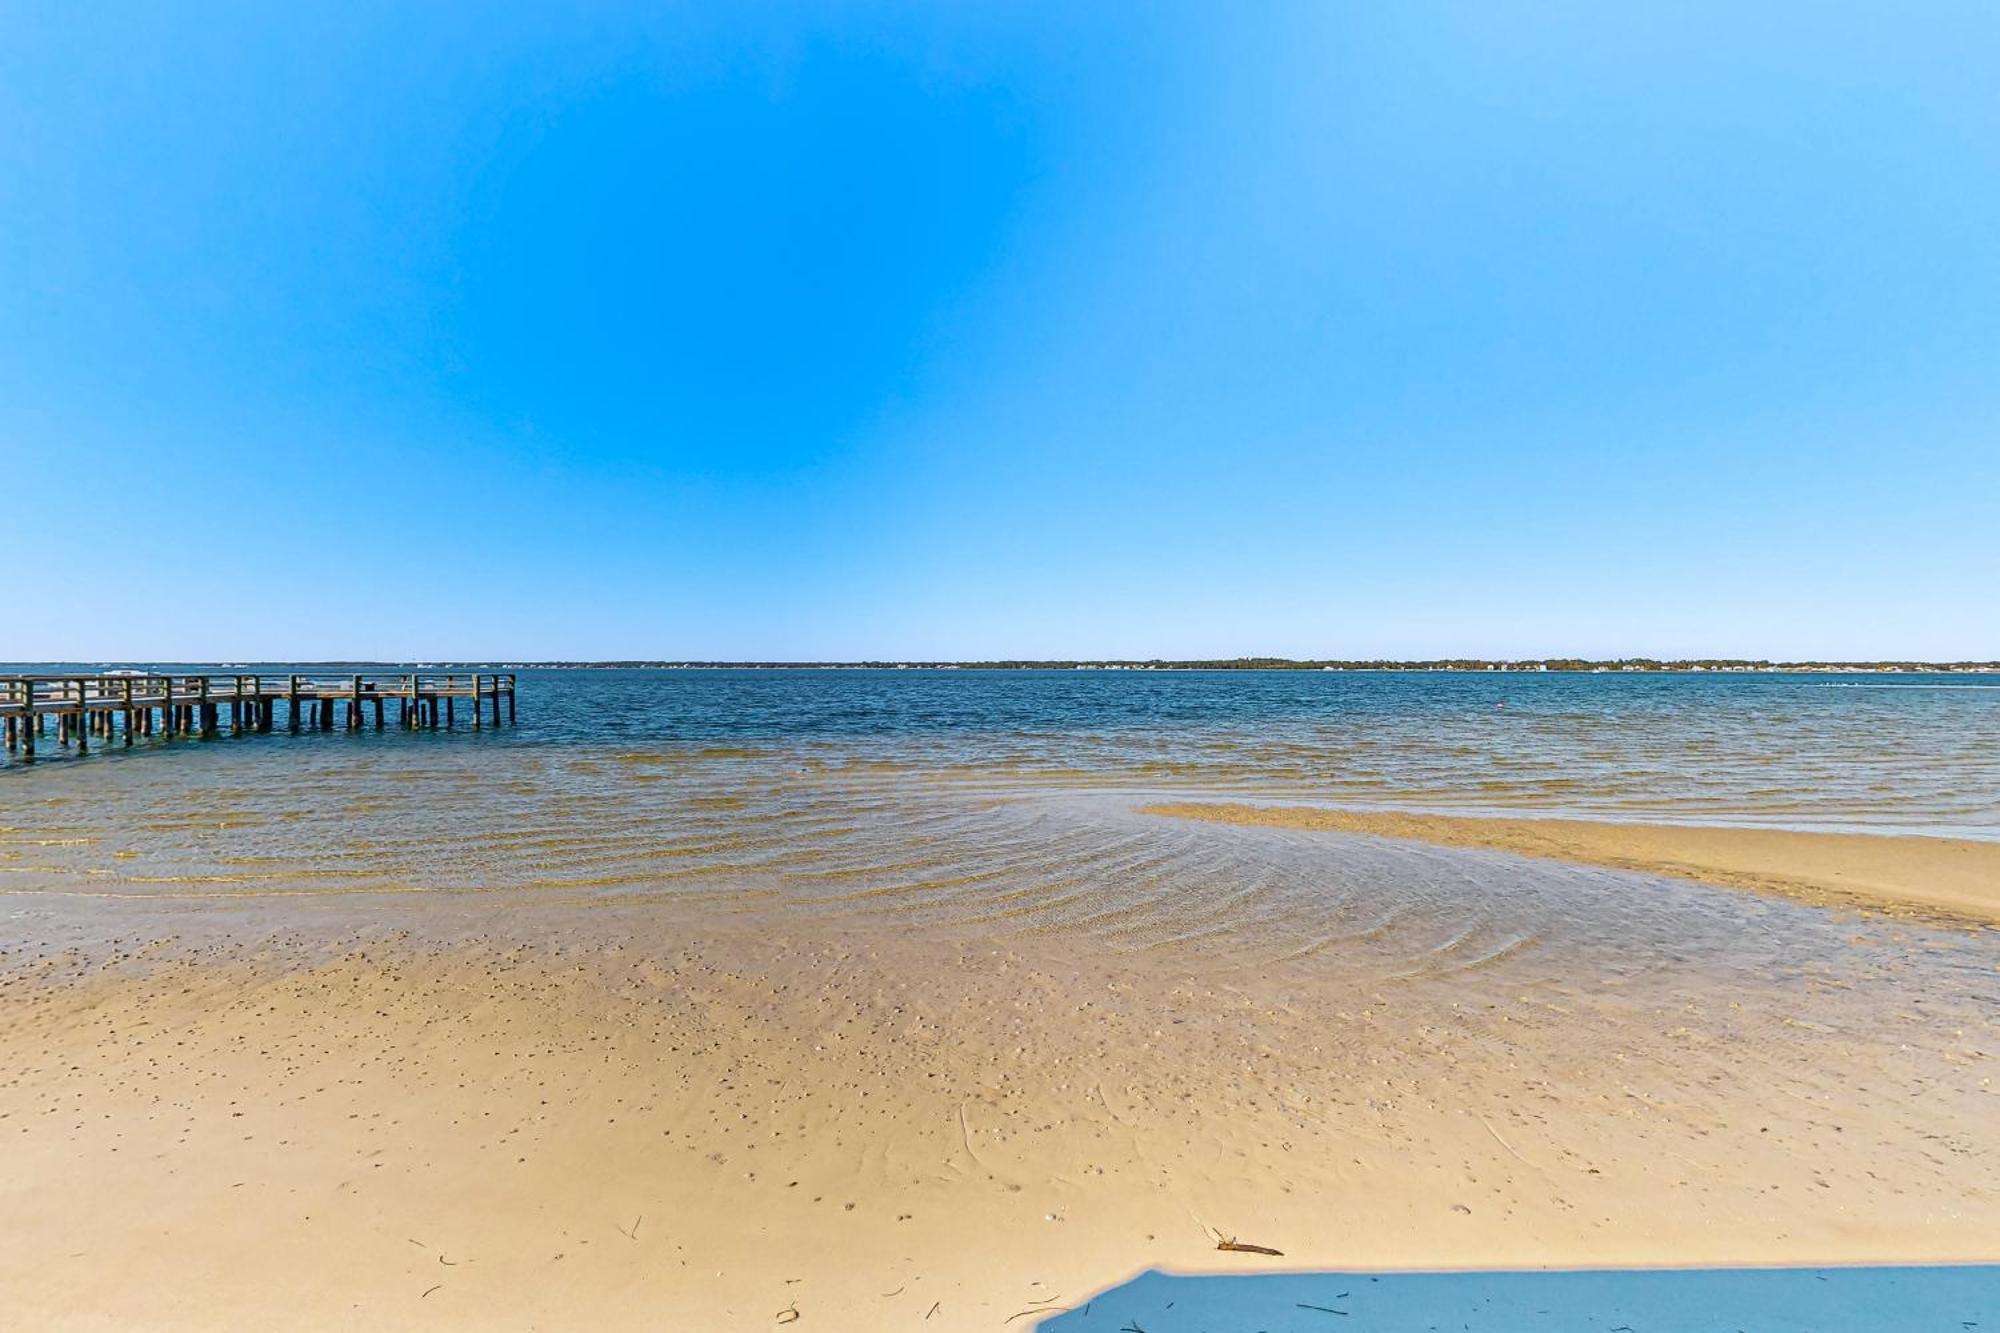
[1146,803,2000,925]
[3,891,1996,1331]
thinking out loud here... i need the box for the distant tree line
[461,658,2000,672]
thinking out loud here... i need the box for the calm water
[4,666,1997,919]
[16,666,1996,826]
[6,669,1999,1061]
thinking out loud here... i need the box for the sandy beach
[4,878,1996,1330]
[1146,803,2000,925]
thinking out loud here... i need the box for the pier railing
[1,672,517,761]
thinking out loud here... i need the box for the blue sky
[4,2,1996,660]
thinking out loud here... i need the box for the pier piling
[1,672,516,766]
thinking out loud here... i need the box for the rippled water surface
[2,665,1994,924]
[6,670,1999,1044]
[10,669,2000,811]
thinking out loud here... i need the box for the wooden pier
[1,672,517,762]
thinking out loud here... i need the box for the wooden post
[3,669,516,766]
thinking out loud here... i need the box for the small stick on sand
[1477,1113,1534,1167]
[420,1285,442,1300]
[775,1304,800,1324]
[1216,1236,1284,1256]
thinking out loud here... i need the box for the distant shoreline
[13,659,2000,673]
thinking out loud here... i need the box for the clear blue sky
[4,2,1996,661]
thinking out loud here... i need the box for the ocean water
[5,667,1997,1104]
[3,666,1996,937]
[8,668,1998,815]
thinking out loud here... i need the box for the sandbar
[1145,802,2000,925]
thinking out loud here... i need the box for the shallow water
[5,669,1999,894]
[4,668,1997,1005]
[5,669,1999,930]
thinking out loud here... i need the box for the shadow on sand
[1036,1264,2000,1331]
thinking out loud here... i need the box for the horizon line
[5,657,1999,672]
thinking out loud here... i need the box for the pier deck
[1,672,517,761]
